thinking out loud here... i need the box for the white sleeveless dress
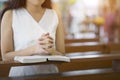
[9,8,59,77]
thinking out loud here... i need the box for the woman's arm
[1,10,35,61]
[56,15,65,54]
[54,4,65,54]
[1,10,48,61]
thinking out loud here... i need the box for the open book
[14,55,70,63]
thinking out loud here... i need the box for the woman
[1,0,65,76]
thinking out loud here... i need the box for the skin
[1,0,65,61]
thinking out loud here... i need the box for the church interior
[0,0,120,80]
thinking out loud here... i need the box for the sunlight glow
[83,0,100,8]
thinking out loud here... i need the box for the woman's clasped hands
[35,33,55,55]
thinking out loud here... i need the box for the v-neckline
[23,8,47,24]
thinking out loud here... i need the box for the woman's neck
[26,3,44,13]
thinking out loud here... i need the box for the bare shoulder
[52,3,61,17]
[1,10,13,28]
[2,10,12,18]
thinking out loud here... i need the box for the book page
[14,56,47,63]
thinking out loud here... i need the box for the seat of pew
[1,68,120,80]
[65,42,107,53]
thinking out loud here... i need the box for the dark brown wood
[69,53,120,62]
[107,43,120,72]
[58,60,112,72]
[0,53,120,77]
[0,68,120,80]
[112,60,120,71]
[0,61,63,66]
[65,42,120,53]
[0,61,63,77]
[109,43,120,52]
[65,38,99,43]
[65,42,104,53]
[61,53,120,71]
[0,65,11,77]
[0,53,120,67]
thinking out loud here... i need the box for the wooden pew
[65,36,120,53]
[1,68,120,80]
[65,42,120,53]
[0,61,63,77]
[58,52,120,72]
[65,41,120,72]
[58,52,112,72]
[108,43,120,71]
[65,38,99,43]
[65,42,107,53]
[0,53,120,77]
[109,43,120,52]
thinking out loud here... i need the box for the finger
[39,39,53,45]
[39,36,49,42]
[41,33,49,37]
[47,36,53,40]
[40,43,53,50]
[39,39,53,44]
[45,39,53,44]
[45,44,54,49]
[48,45,54,48]
[39,34,53,41]
[39,36,49,41]
[49,40,53,44]
[41,45,47,49]
[38,40,46,45]
[45,38,53,44]
[39,42,46,45]
[40,33,49,40]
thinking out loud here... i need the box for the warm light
[83,0,99,8]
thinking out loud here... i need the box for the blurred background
[0,0,120,44]
[53,0,120,44]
